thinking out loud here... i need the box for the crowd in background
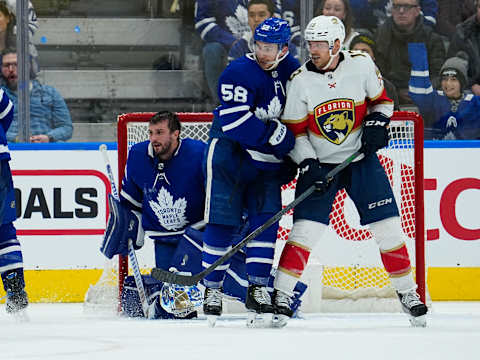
[1,0,480,141]
[0,0,72,143]
[194,0,480,140]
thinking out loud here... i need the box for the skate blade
[271,314,289,328]
[409,314,426,328]
[246,311,273,328]
[206,315,218,328]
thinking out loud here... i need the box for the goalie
[100,111,307,319]
[101,110,206,319]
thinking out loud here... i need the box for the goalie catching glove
[361,112,390,156]
[100,194,144,259]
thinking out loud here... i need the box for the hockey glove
[100,195,144,259]
[279,156,298,185]
[361,112,390,157]
[298,158,329,192]
[266,119,295,159]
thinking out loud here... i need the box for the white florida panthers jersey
[281,50,394,164]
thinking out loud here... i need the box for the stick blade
[151,268,199,286]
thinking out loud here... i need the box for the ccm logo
[368,197,393,209]
[365,120,387,127]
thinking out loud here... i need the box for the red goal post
[115,111,425,310]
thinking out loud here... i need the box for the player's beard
[153,138,174,158]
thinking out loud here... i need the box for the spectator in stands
[228,0,276,62]
[195,0,253,103]
[228,0,298,62]
[436,0,476,40]
[408,43,480,139]
[447,0,480,96]
[350,0,438,32]
[349,31,400,110]
[315,0,359,49]
[278,1,301,47]
[0,1,39,78]
[374,0,445,105]
[1,49,73,142]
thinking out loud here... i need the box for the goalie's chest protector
[131,139,206,233]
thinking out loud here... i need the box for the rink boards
[1,141,480,303]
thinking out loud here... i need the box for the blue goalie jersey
[210,53,300,170]
[120,138,206,241]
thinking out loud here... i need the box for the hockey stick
[151,150,362,286]
[99,144,151,318]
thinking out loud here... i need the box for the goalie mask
[253,17,291,70]
[160,282,202,317]
[304,15,345,70]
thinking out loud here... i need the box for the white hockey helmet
[304,15,345,51]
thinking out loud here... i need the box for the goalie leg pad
[168,226,204,274]
[100,195,144,259]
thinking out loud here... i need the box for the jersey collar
[306,52,345,74]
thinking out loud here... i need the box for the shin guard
[370,217,416,292]
[274,220,327,296]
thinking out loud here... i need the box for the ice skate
[271,289,293,328]
[397,289,428,327]
[3,270,29,322]
[203,287,222,327]
[245,285,274,328]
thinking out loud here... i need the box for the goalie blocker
[100,194,144,259]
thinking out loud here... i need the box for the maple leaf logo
[225,5,249,39]
[149,187,188,231]
[254,96,282,121]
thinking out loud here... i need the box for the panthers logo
[314,99,355,145]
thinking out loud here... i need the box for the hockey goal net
[85,111,425,313]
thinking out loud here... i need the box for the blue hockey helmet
[254,17,291,46]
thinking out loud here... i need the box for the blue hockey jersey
[120,138,206,241]
[408,43,480,140]
[210,53,300,170]
[195,0,250,49]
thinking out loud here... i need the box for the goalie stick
[99,144,151,319]
[152,150,362,286]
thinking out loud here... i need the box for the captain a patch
[314,99,355,145]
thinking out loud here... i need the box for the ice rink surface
[2,301,479,360]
